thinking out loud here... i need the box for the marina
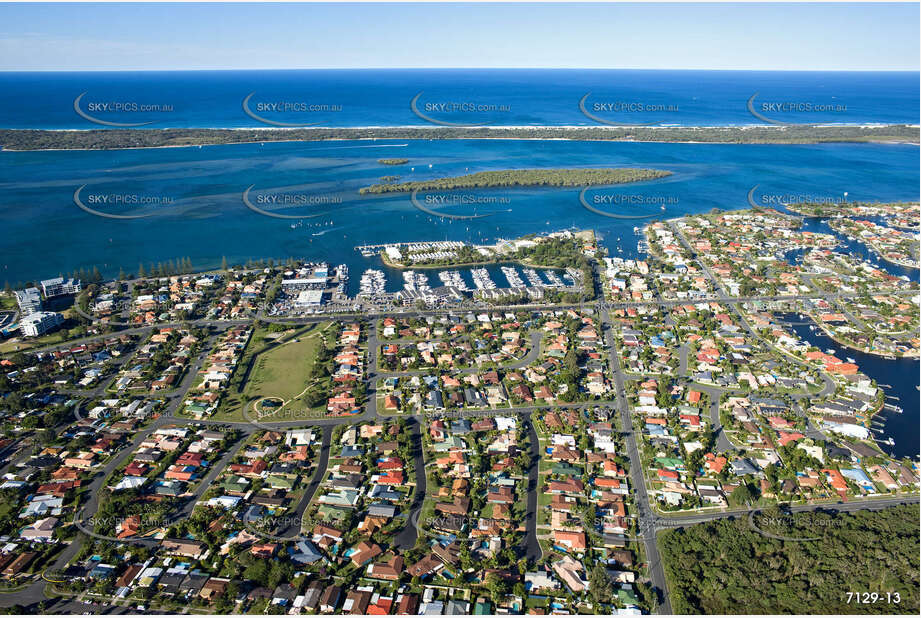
[501,266,525,288]
[437,270,472,291]
[522,268,546,288]
[357,269,386,297]
[471,268,497,290]
[402,270,432,295]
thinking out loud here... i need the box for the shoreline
[813,320,920,361]
[2,135,914,153]
[3,122,918,132]
[1,124,918,152]
[360,167,670,194]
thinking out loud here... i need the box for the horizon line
[0,67,918,73]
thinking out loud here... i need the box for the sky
[0,2,918,71]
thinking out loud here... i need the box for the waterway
[771,211,918,460]
[1,139,917,292]
[782,317,918,461]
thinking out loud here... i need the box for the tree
[485,573,509,605]
[656,380,672,408]
[589,563,614,606]
[729,483,757,507]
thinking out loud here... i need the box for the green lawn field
[208,322,336,422]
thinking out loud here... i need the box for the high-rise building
[40,277,82,298]
[20,311,63,337]
[14,287,42,315]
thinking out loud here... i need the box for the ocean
[0,69,917,129]
[0,69,917,453]
[1,138,917,288]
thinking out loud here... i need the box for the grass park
[209,321,337,423]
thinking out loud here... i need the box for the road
[677,343,689,378]
[275,425,333,540]
[14,282,916,359]
[174,436,248,520]
[598,303,673,614]
[652,494,920,528]
[695,384,736,453]
[2,259,917,612]
[521,414,542,562]
[393,418,426,550]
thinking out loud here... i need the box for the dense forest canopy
[659,505,920,615]
[1,124,916,150]
[359,168,670,194]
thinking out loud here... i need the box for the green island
[359,167,671,194]
[659,505,920,615]
[377,157,408,165]
[0,124,917,151]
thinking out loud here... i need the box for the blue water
[0,69,917,129]
[778,207,919,280]
[0,139,917,290]
[0,69,917,456]
[772,218,918,460]
[784,317,919,461]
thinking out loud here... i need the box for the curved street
[2,261,917,612]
